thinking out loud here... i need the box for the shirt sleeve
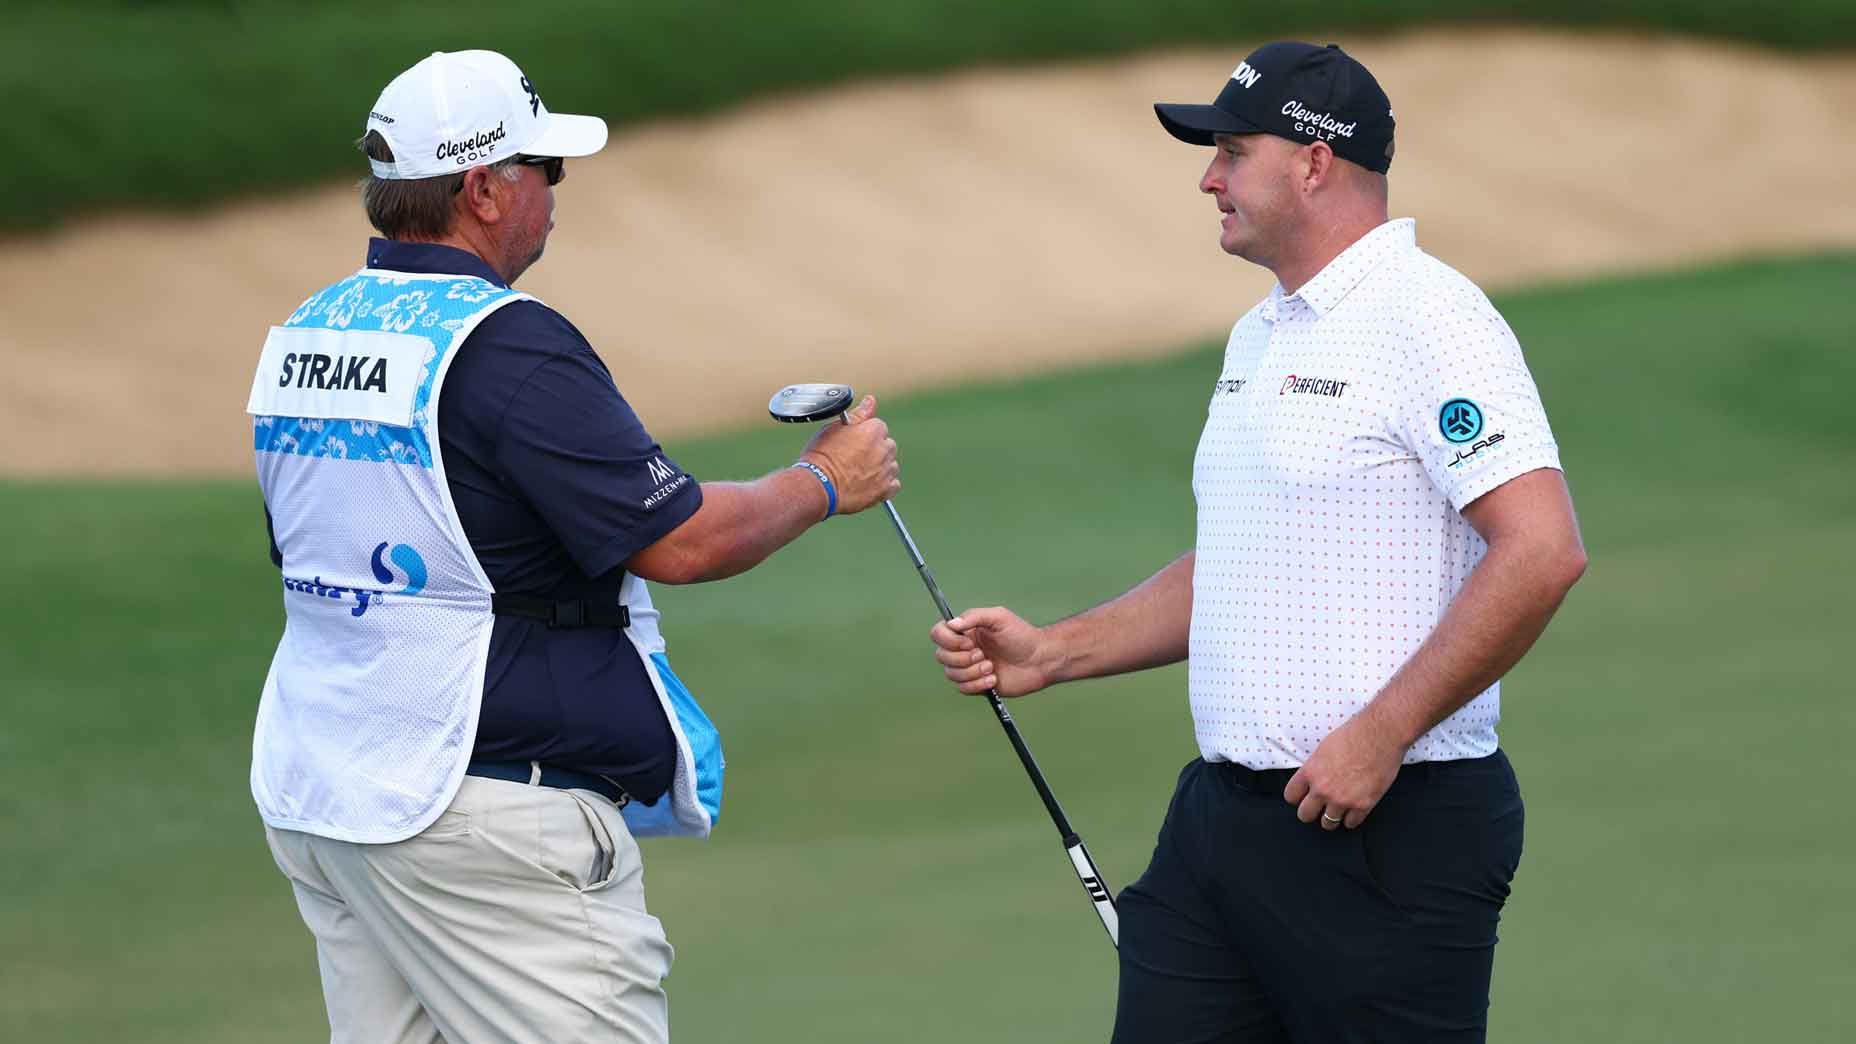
[1392,287,1562,511]
[492,336,702,579]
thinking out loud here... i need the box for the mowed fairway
[3,254,1852,1042]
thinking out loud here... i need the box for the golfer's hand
[930,607,1051,697]
[800,395,899,516]
[1283,712,1407,830]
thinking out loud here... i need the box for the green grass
[7,0,1855,232]
[4,252,1855,1040]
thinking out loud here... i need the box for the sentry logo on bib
[370,542,427,596]
[280,541,426,618]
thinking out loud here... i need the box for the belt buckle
[549,600,585,628]
[596,774,632,809]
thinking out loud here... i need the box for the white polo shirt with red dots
[1189,218,1562,770]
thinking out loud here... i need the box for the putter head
[768,383,854,424]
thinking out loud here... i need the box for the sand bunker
[3,29,1852,476]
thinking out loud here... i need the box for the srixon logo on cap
[436,121,507,165]
[1229,61,1262,89]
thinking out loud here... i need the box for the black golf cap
[1155,42,1396,173]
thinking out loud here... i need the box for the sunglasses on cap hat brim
[516,155,566,185]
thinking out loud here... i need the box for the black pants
[1111,752,1524,1044]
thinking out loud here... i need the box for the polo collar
[363,237,509,288]
[1263,218,1416,321]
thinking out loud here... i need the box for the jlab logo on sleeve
[1439,398,1484,443]
[1446,433,1506,469]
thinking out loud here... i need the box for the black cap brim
[1154,102,1268,146]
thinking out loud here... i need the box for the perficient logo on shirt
[1279,374,1350,398]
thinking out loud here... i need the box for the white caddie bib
[249,269,723,843]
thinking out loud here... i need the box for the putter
[769,383,1120,948]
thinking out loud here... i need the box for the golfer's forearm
[626,471,827,584]
[1362,536,1585,747]
[1045,551,1194,684]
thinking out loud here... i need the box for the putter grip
[1065,835,1120,945]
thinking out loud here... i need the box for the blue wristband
[791,461,836,519]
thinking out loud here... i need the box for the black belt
[1216,761,1300,795]
[491,593,629,629]
[1215,758,1443,795]
[465,759,630,807]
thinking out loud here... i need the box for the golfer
[930,42,1585,1042]
[247,50,898,1042]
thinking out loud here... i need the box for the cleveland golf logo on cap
[364,51,608,180]
[1155,41,1397,175]
[436,122,507,164]
[1281,101,1358,141]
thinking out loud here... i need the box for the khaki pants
[266,775,674,1043]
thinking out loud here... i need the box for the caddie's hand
[929,607,1051,697]
[800,395,899,516]
[1282,710,1407,831]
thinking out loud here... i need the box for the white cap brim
[525,112,608,158]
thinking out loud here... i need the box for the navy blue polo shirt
[267,239,701,804]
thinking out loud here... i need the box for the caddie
[930,41,1587,1042]
[247,49,899,1042]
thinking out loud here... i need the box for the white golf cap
[363,50,608,180]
